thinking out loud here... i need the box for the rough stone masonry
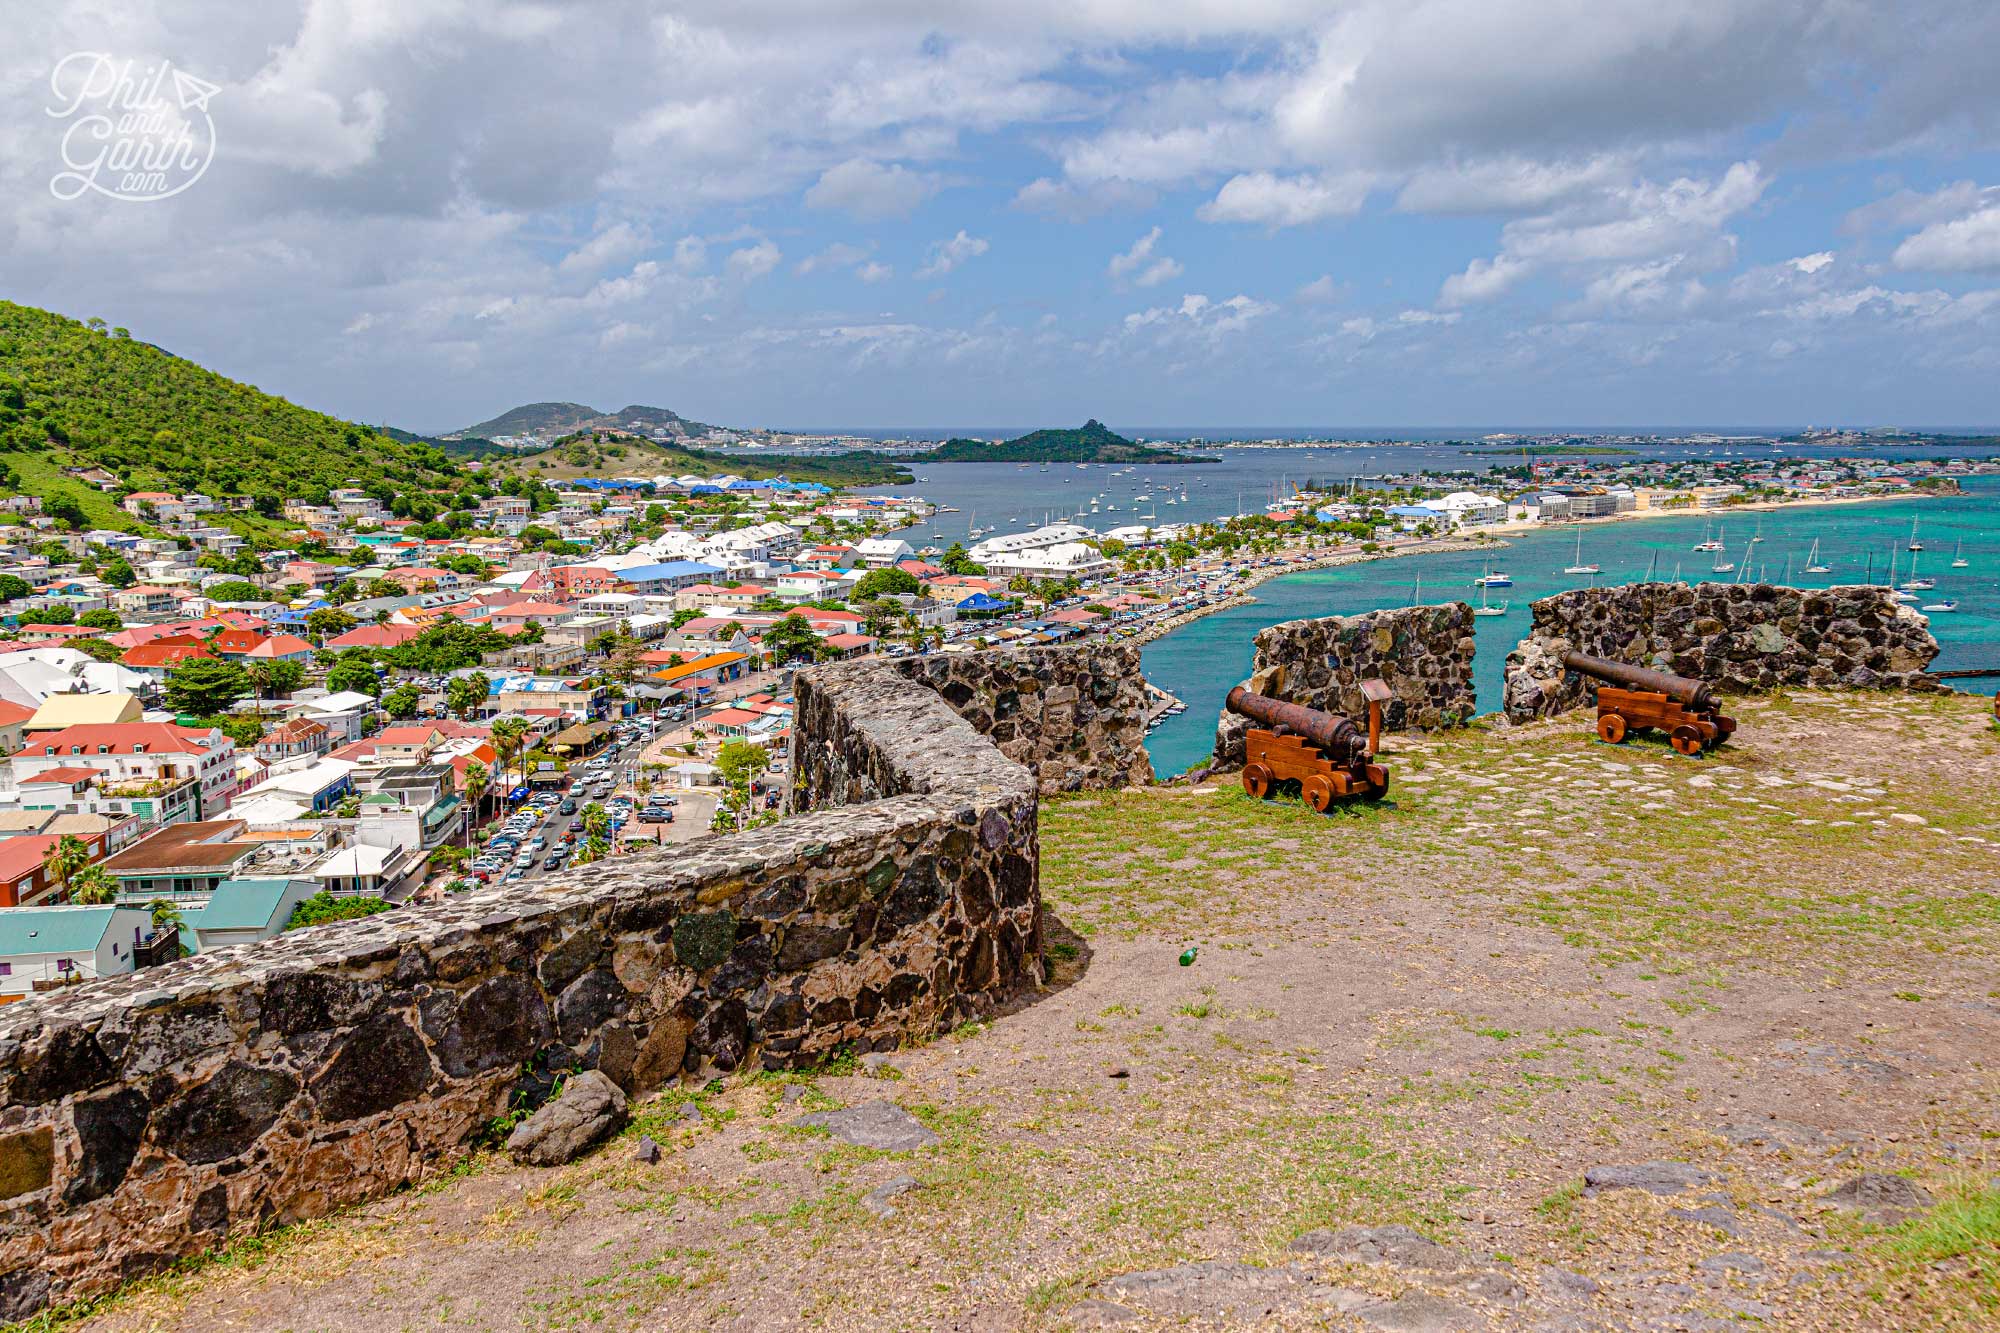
[0,643,1149,1319]
[1502,581,1941,723]
[1211,603,1476,772]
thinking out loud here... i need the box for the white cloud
[804,159,942,221]
[1439,255,1531,306]
[917,230,989,278]
[1107,227,1183,287]
[796,243,873,276]
[558,222,650,278]
[857,261,894,283]
[1123,292,1275,340]
[1295,275,1340,303]
[1788,251,1835,274]
[1892,207,2000,273]
[1012,176,1156,220]
[1397,156,1628,215]
[1197,172,1370,227]
[726,241,782,280]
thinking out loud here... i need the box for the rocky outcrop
[888,643,1153,794]
[1503,582,1941,722]
[1210,603,1476,771]
[0,641,1150,1318]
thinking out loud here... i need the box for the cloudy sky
[8,1,2000,433]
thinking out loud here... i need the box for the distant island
[452,400,716,442]
[910,420,1215,465]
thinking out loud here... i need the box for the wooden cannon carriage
[1227,681,1391,810]
[1562,651,1736,755]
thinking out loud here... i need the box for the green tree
[324,658,381,697]
[16,606,76,626]
[286,890,394,930]
[581,801,611,842]
[715,739,770,789]
[146,898,186,933]
[0,574,29,603]
[853,567,921,600]
[77,608,122,630]
[382,683,422,719]
[490,716,530,789]
[445,671,489,718]
[366,577,401,598]
[101,556,137,588]
[761,613,821,664]
[305,607,358,641]
[202,580,266,602]
[462,760,490,820]
[42,835,95,901]
[68,865,119,906]
[163,656,251,716]
[245,658,305,699]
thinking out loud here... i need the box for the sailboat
[1693,521,1724,553]
[1410,575,1423,608]
[1710,540,1737,574]
[1563,533,1599,575]
[1898,550,1935,592]
[1803,538,1831,575]
[1906,517,1923,552]
[1951,540,1968,569]
[1473,581,1507,617]
[1887,545,1917,601]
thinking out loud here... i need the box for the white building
[978,542,1114,581]
[967,523,1095,566]
[1435,492,1506,527]
[0,904,155,999]
[853,538,915,568]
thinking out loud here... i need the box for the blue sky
[9,2,2000,433]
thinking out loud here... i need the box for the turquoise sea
[1139,477,2000,776]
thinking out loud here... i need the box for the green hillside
[915,419,1211,464]
[456,401,605,438]
[490,432,912,487]
[0,301,466,526]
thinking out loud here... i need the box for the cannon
[1562,651,1736,755]
[1226,682,1391,810]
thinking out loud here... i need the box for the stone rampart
[1502,582,1941,722]
[1210,603,1476,771]
[0,642,1140,1318]
[887,643,1153,794]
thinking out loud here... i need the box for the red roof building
[120,641,216,673]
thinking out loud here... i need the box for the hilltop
[916,419,1212,464]
[455,401,715,442]
[485,430,913,487]
[0,300,466,531]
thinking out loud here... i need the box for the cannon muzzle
[1226,686,1375,762]
[1561,651,1716,711]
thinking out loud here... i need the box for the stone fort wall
[0,643,1146,1318]
[1502,582,1941,722]
[1210,603,1477,771]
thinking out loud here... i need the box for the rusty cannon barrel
[1225,686,1371,763]
[1561,652,1716,711]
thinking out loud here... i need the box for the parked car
[638,808,669,823]
[559,798,577,815]
[568,818,586,833]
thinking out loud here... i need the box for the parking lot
[466,715,715,884]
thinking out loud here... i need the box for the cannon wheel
[1596,713,1628,744]
[1242,763,1274,799]
[1361,764,1390,802]
[1302,774,1336,813]
[1670,724,1705,756]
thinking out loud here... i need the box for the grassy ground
[41,690,2000,1332]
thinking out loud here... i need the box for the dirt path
[70,692,2000,1332]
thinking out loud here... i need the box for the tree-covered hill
[914,419,1212,464]
[490,430,912,487]
[0,301,466,517]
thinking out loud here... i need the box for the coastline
[1474,486,1942,539]
[1122,536,1501,647]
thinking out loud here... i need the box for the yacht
[1920,600,1959,613]
[1693,522,1724,553]
[1951,540,1968,569]
[1803,538,1831,575]
[1563,533,1600,576]
[1472,562,1513,588]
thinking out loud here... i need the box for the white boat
[1473,570,1513,588]
[1907,517,1923,552]
[1693,521,1723,552]
[1899,577,1936,591]
[1951,540,1968,569]
[1710,558,1736,574]
[1804,538,1831,575]
[1920,600,1959,613]
[1473,583,1507,617]
[1563,533,1600,576]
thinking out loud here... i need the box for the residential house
[120,640,216,679]
[182,878,317,953]
[0,905,158,1001]
[255,718,330,763]
[13,723,242,820]
[853,538,915,567]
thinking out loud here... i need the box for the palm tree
[581,801,611,842]
[490,717,529,792]
[462,760,490,823]
[68,865,117,905]
[146,898,185,933]
[41,835,92,902]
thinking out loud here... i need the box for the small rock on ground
[1356,1291,1484,1331]
[798,1100,939,1151]
[1583,1161,1717,1196]
[864,1173,920,1218]
[633,1135,661,1164]
[1824,1172,1935,1219]
[1290,1223,1473,1272]
[506,1071,627,1167]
